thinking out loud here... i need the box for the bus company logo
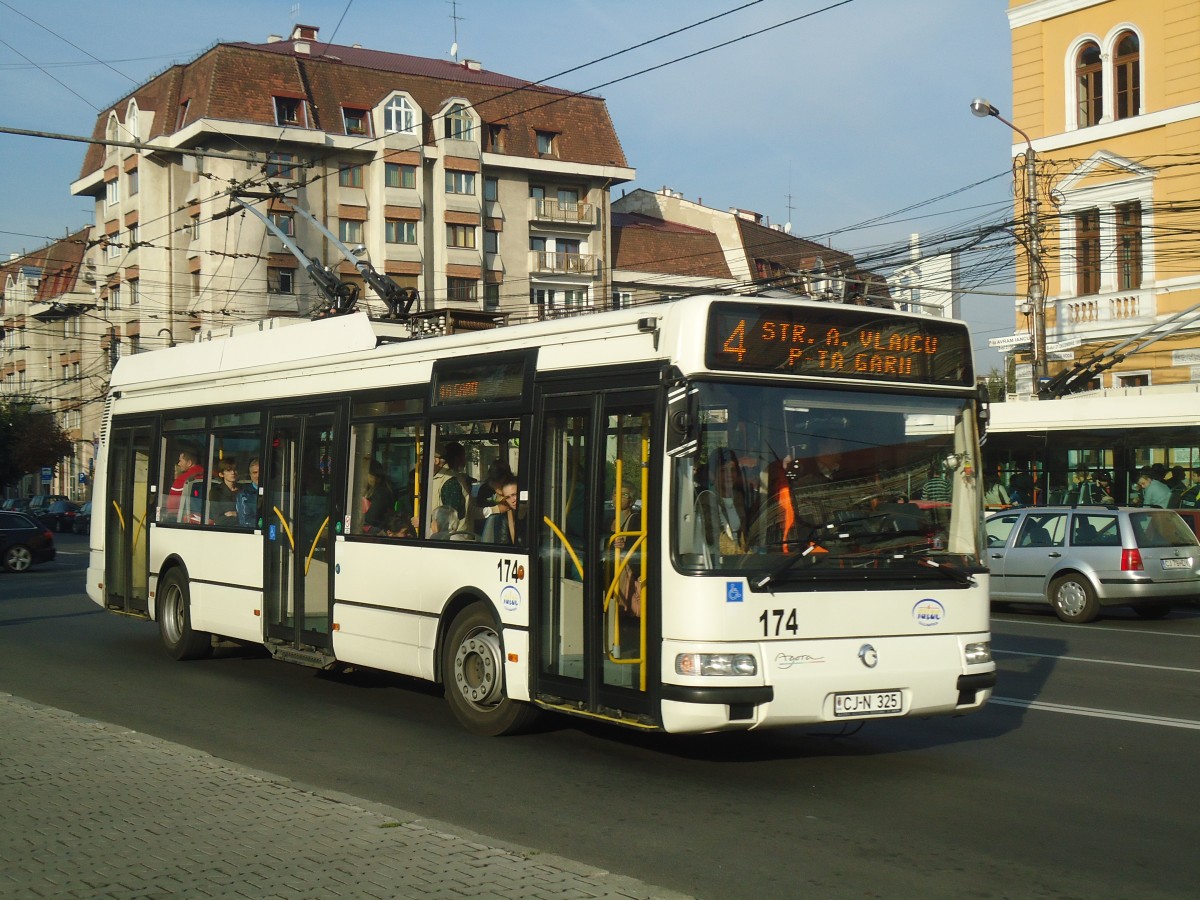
[776,652,825,669]
[913,599,945,627]
[500,585,521,611]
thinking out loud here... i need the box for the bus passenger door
[533,389,656,722]
[263,409,338,653]
[104,422,153,615]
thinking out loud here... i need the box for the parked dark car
[72,501,93,535]
[39,500,81,533]
[0,511,56,572]
[27,494,69,513]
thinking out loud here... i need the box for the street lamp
[971,97,1045,394]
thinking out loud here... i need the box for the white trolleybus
[88,295,995,735]
[985,384,1200,507]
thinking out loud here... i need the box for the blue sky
[0,0,1016,364]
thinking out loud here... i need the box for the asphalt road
[2,533,1198,898]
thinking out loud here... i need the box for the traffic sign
[40,467,52,484]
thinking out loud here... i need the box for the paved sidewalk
[0,693,691,899]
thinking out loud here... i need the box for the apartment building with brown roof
[1,228,103,498]
[70,24,635,345]
[611,188,879,307]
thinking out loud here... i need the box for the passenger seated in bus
[431,441,475,536]
[236,456,262,528]
[429,505,460,540]
[481,475,521,545]
[207,458,242,525]
[384,512,414,539]
[361,459,396,534]
[166,445,205,523]
[697,449,754,555]
[476,460,514,536]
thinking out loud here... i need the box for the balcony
[529,251,600,277]
[1058,288,1153,335]
[529,198,597,227]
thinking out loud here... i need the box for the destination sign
[706,302,973,386]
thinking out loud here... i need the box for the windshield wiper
[753,540,830,595]
[913,557,976,586]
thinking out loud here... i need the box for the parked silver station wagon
[985,505,1200,623]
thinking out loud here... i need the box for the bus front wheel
[442,603,537,736]
[157,569,213,660]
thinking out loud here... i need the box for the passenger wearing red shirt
[167,447,205,521]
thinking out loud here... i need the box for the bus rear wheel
[442,603,537,736]
[157,569,213,660]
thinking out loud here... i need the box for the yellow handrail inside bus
[273,506,295,551]
[305,516,329,576]
[541,516,583,579]
[111,499,126,531]
[132,512,147,548]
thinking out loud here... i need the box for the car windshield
[672,382,983,580]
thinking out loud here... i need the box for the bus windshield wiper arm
[914,558,976,586]
[754,536,825,593]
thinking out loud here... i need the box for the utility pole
[971,98,1044,394]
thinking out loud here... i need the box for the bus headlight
[964,641,992,665]
[675,653,758,677]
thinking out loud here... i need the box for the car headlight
[964,641,992,665]
[675,653,758,677]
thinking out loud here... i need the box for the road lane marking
[993,648,1200,675]
[992,614,1200,639]
[990,696,1200,730]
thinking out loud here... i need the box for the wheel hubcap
[1056,581,1086,617]
[453,626,503,709]
[161,585,184,643]
[6,547,31,572]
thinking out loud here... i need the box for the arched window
[1076,42,1103,128]
[384,95,415,134]
[126,102,139,141]
[444,103,473,141]
[106,113,120,143]
[1113,31,1140,120]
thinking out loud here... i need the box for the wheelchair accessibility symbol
[726,582,744,603]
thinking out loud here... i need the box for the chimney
[464,59,482,71]
[267,34,283,43]
[290,24,319,41]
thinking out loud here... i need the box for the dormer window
[536,131,556,155]
[274,97,306,127]
[342,107,369,136]
[445,104,474,141]
[1114,31,1140,121]
[1075,42,1102,128]
[106,113,120,143]
[384,95,416,134]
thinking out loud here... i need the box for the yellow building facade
[1007,0,1200,394]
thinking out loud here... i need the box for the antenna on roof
[447,0,464,60]
[290,3,300,23]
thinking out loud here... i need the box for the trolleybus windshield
[672,382,983,580]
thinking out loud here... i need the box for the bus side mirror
[666,383,699,456]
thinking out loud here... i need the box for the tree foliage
[0,398,74,489]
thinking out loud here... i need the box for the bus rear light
[1121,548,1144,571]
